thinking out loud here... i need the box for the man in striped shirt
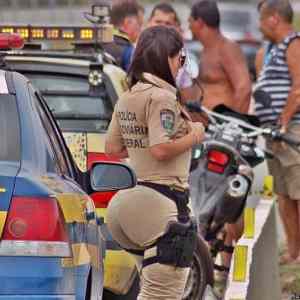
[254,0,300,264]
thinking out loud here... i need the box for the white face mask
[175,50,199,89]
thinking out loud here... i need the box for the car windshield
[24,73,113,133]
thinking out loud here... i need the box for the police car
[0,23,217,298]
[0,27,139,299]
[0,34,137,299]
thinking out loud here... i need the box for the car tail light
[0,196,70,257]
[0,33,24,49]
[207,150,229,174]
[88,152,121,208]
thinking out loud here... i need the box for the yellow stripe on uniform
[56,194,86,223]
[87,133,106,153]
[0,211,7,236]
[233,245,248,282]
[244,207,255,239]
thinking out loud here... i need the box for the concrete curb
[224,198,281,300]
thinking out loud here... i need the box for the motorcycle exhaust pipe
[227,174,249,198]
[213,175,250,225]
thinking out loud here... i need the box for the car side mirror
[90,162,137,191]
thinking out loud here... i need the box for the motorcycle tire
[183,235,215,300]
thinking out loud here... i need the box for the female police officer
[105,26,205,300]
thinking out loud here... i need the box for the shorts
[266,123,300,200]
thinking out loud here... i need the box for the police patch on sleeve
[160,109,175,135]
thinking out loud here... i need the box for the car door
[29,85,104,299]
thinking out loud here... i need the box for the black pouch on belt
[157,219,197,268]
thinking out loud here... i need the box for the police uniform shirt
[106,73,192,188]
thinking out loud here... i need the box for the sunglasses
[179,52,187,67]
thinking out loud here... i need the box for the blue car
[0,69,136,300]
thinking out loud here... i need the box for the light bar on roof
[0,26,99,41]
[1,28,13,34]
[46,29,59,39]
[31,29,44,39]
[16,28,29,39]
[80,29,94,39]
[62,29,75,39]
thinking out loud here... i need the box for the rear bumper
[0,257,90,298]
[0,296,75,300]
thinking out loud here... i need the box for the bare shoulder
[220,38,244,59]
[255,46,265,76]
[287,38,300,58]
[287,38,300,77]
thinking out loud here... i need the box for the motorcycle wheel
[183,235,214,300]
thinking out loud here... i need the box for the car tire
[103,275,140,300]
[183,235,214,300]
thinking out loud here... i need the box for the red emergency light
[0,33,24,50]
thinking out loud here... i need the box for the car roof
[5,55,91,67]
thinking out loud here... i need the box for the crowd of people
[104,0,300,299]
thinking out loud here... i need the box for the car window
[36,91,77,178]
[29,85,71,177]
[25,73,113,133]
[0,95,20,161]
[27,74,89,92]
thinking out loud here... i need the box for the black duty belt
[123,182,191,257]
[138,181,190,223]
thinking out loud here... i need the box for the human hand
[189,122,205,145]
[189,111,209,128]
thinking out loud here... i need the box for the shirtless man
[189,0,251,113]
[188,0,252,276]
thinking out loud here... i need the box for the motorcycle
[185,102,300,298]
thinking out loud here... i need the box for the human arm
[150,122,204,160]
[279,39,300,127]
[255,47,265,78]
[105,109,128,159]
[146,91,205,161]
[221,41,252,113]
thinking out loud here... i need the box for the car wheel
[183,235,214,300]
[103,275,139,300]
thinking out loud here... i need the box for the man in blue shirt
[103,1,142,71]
